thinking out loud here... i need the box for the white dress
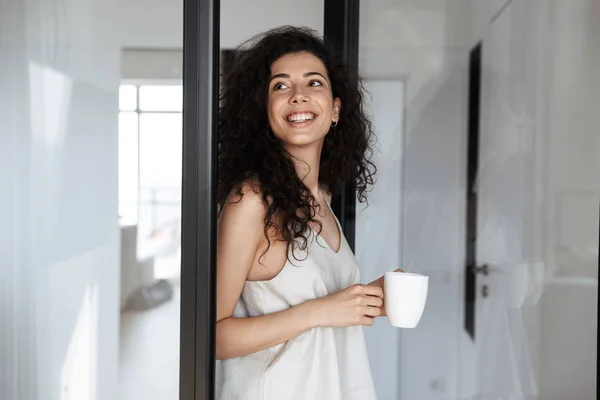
[215,208,377,400]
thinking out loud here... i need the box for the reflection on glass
[3,0,185,398]
[61,284,99,400]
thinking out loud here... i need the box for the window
[118,83,183,260]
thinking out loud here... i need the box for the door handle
[471,264,489,275]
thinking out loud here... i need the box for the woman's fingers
[362,305,382,318]
[360,317,375,326]
[359,285,384,298]
[360,295,382,308]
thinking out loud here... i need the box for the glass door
[1,0,190,399]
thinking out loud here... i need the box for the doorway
[178,1,353,398]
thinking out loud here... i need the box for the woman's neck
[286,143,323,200]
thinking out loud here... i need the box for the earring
[331,121,338,127]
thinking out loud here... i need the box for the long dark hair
[218,25,376,255]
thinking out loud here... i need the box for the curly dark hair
[218,25,376,255]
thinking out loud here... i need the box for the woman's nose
[290,88,309,103]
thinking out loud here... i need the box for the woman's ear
[332,98,341,122]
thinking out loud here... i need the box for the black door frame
[179,0,220,399]
[179,1,360,398]
[324,0,360,252]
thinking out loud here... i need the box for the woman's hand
[309,284,384,327]
[368,268,404,317]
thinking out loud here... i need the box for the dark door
[464,42,482,339]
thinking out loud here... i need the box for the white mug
[384,271,429,328]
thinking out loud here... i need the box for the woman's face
[267,51,341,148]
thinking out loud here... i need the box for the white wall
[118,0,183,49]
[118,0,323,50]
[539,1,599,398]
[0,0,121,399]
[220,0,323,49]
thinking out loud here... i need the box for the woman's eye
[273,83,288,90]
[309,80,323,87]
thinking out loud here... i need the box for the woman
[216,26,392,400]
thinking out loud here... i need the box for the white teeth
[287,113,315,122]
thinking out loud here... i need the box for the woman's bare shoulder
[225,179,264,208]
[219,180,267,242]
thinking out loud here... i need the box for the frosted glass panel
[0,2,184,400]
[0,1,122,399]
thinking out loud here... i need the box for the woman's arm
[216,184,382,360]
[217,302,318,360]
[216,184,311,360]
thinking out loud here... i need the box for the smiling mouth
[286,112,316,123]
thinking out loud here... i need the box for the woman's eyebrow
[269,72,329,82]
